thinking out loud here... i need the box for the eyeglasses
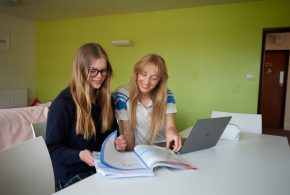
[88,68,111,78]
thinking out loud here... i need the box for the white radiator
[0,88,28,109]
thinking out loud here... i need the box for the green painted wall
[36,0,290,130]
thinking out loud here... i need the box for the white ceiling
[0,0,259,21]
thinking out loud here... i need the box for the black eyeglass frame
[88,67,111,78]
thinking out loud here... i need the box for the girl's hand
[165,113,182,153]
[79,149,95,166]
[166,130,182,153]
[115,135,127,151]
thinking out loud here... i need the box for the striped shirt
[114,85,177,145]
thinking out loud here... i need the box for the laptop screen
[179,116,231,154]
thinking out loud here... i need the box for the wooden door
[260,50,289,129]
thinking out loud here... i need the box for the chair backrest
[211,111,262,134]
[0,136,55,195]
[31,122,47,140]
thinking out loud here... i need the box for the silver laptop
[179,116,231,154]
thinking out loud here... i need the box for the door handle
[279,71,284,87]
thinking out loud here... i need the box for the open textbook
[94,131,196,178]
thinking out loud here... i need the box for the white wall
[0,12,36,104]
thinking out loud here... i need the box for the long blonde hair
[69,43,114,139]
[129,54,168,144]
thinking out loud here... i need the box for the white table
[53,133,290,195]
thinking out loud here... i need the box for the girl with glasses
[114,54,182,153]
[46,43,126,191]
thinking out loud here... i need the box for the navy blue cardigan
[46,88,119,181]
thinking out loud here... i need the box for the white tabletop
[53,133,290,195]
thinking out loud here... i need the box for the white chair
[31,121,47,140]
[0,136,55,195]
[180,126,193,139]
[211,111,262,134]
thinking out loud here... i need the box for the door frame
[257,27,290,131]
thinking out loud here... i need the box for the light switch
[246,73,253,80]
